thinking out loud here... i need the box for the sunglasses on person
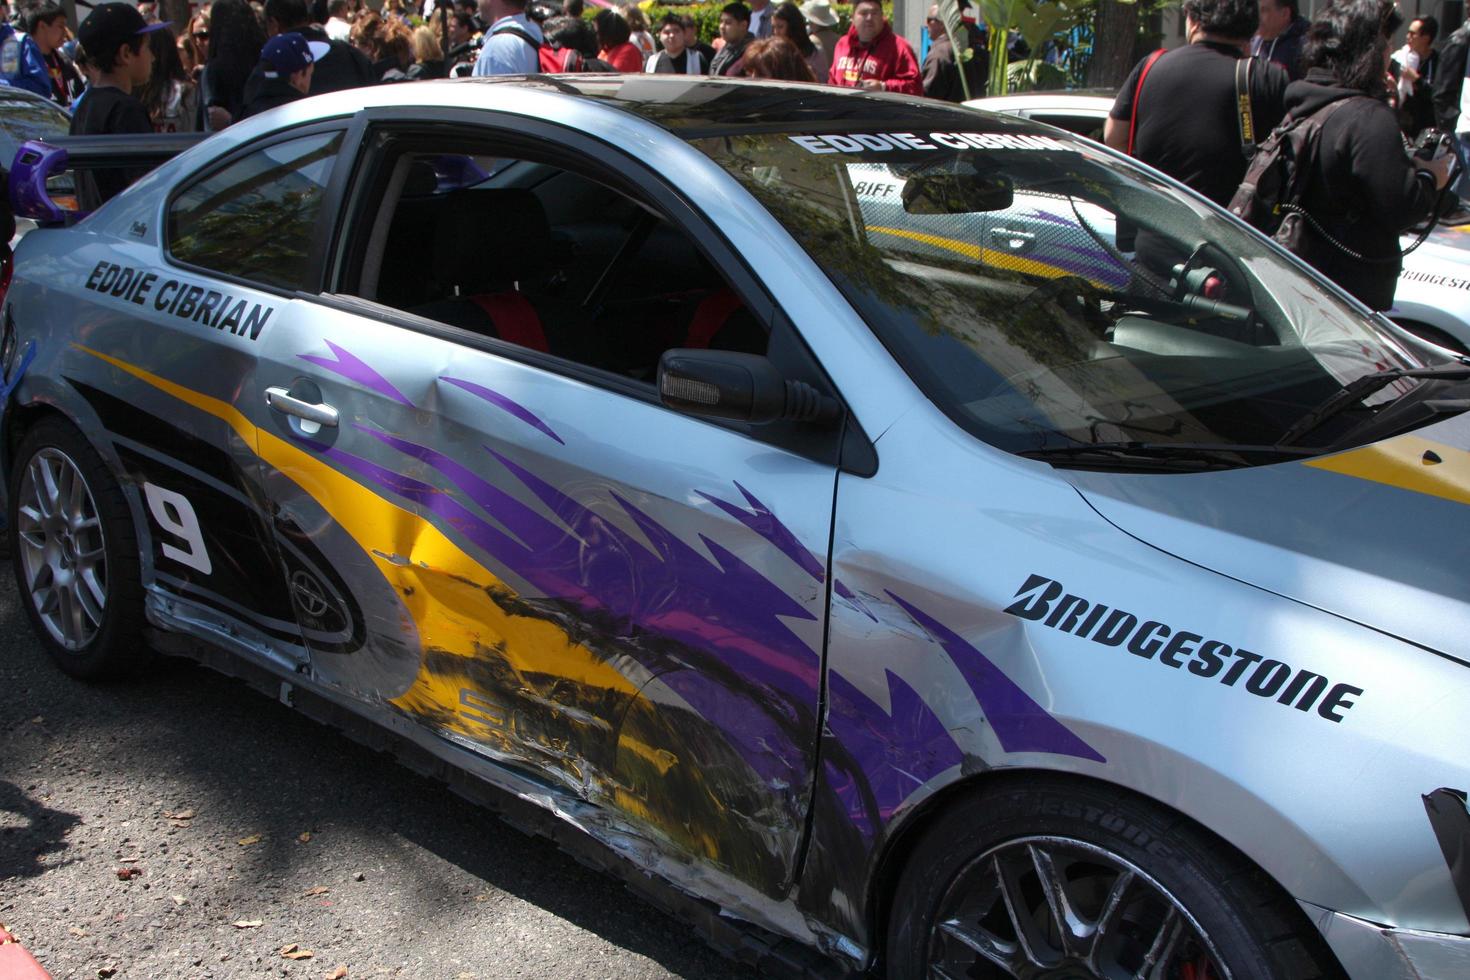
[193,30,209,39]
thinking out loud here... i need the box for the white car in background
[971,91,1470,353]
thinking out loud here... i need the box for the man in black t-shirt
[263,0,374,95]
[1105,0,1288,207]
[70,3,169,210]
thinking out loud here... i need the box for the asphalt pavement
[0,580,757,979]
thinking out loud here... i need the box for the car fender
[801,401,1470,956]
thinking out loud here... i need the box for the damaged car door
[248,118,843,899]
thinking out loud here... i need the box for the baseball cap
[260,32,331,77]
[77,3,170,58]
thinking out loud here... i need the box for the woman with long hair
[741,35,816,81]
[594,9,643,72]
[771,3,824,80]
[140,27,199,132]
[200,0,264,129]
[1280,0,1451,308]
[178,6,211,81]
[624,5,656,61]
[351,10,385,62]
[408,25,446,78]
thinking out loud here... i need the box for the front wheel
[9,417,150,679]
[886,777,1341,979]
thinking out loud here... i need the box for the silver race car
[972,91,1470,354]
[5,77,1470,979]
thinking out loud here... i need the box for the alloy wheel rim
[928,835,1229,980]
[16,447,108,651]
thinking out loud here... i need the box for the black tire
[9,417,151,680]
[886,776,1342,980]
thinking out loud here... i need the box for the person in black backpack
[1278,0,1450,309]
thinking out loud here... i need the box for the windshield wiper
[1021,441,1318,472]
[1275,364,1470,448]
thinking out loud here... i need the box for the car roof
[274,75,1067,140]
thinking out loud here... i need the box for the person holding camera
[1280,0,1451,309]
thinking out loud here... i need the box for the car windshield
[692,127,1436,466]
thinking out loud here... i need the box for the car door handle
[265,387,339,427]
[989,228,1036,253]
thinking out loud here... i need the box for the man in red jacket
[827,0,921,94]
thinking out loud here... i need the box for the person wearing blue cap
[70,2,171,209]
[242,32,325,118]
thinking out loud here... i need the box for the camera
[1413,128,1455,161]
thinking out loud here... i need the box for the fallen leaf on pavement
[171,895,186,906]
[280,943,314,960]
[302,886,330,896]
[98,967,116,978]
[237,835,262,846]
[168,820,192,828]
[297,832,312,843]
[68,926,86,938]
[325,968,348,979]
[114,867,141,881]
[232,920,263,929]
[164,809,196,820]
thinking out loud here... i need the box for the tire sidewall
[887,778,1295,980]
[9,418,146,679]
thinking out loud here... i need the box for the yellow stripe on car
[1306,434,1470,507]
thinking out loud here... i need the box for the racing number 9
[143,483,212,575]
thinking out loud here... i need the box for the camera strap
[1235,57,1257,158]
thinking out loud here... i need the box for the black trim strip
[1424,788,1470,922]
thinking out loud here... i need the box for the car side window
[167,131,345,292]
[345,144,768,384]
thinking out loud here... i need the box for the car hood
[1061,412,1470,660]
[1421,220,1470,255]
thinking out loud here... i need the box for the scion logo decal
[84,261,274,341]
[1005,574,1364,723]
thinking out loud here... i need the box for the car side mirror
[658,350,841,427]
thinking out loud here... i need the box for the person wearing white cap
[799,0,840,71]
[242,32,328,117]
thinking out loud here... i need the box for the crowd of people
[0,0,993,139]
[1107,0,1463,311]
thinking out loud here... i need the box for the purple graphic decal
[300,340,414,407]
[330,428,822,791]
[313,426,1099,849]
[887,592,1105,763]
[698,482,876,621]
[440,376,565,445]
[1021,207,1078,229]
[698,482,826,583]
[824,669,965,835]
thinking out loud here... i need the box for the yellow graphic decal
[1306,434,1470,507]
[72,344,641,732]
[867,224,1085,282]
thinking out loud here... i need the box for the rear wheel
[886,777,1341,979]
[9,418,150,679]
